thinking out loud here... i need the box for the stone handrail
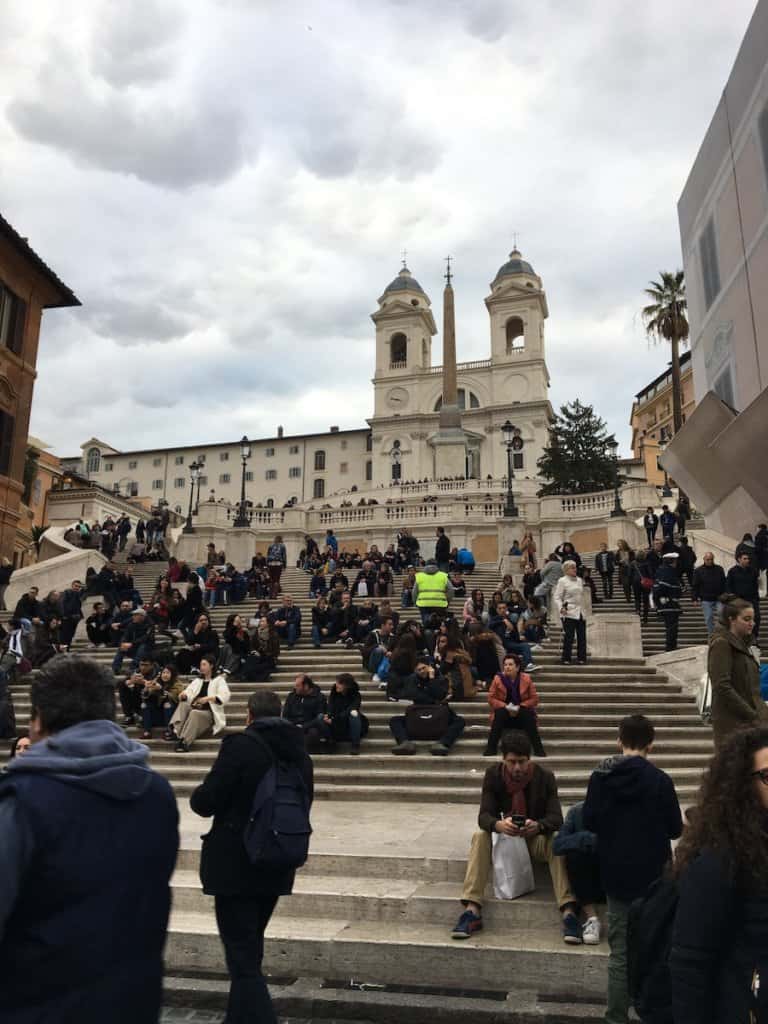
[427,358,494,375]
[539,482,659,521]
[6,527,106,610]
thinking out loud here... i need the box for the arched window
[506,316,525,353]
[86,447,101,474]
[433,389,481,411]
[390,333,407,366]
[313,478,325,499]
[266,498,274,508]
[314,450,326,471]
[366,433,373,452]
[365,459,373,481]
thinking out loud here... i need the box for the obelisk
[431,257,468,478]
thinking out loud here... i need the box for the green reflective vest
[415,570,449,608]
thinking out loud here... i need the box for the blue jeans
[701,600,720,635]
[277,622,299,647]
[502,639,533,665]
[311,624,332,647]
[112,644,150,674]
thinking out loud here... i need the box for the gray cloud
[1,0,756,458]
[90,0,185,86]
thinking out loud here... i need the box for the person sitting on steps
[389,660,466,757]
[484,653,546,757]
[315,673,369,755]
[451,730,581,944]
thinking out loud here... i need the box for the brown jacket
[478,762,564,835]
[708,627,768,746]
[487,671,539,723]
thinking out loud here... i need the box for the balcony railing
[389,360,407,370]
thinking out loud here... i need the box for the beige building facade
[630,351,695,487]
[62,248,554,512]
[665,0,768,533]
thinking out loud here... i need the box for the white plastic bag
[759,569,767,600]
[491,833,535,900]
[357,580,368,597]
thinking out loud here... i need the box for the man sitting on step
[389,660,466,757]
[112,608,156,675]
[451,730,582,944]
[85,601,112,647]
[268,594,302,649]
[118,656,160,726]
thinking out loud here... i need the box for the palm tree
[642,270,689,434]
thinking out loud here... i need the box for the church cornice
[371,302,437,334]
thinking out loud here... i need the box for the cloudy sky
[0,0,758,458]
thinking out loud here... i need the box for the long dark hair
[390,633,417,674]
[675,726,768,888]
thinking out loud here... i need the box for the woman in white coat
[553,560,588,665]
[171,654,231,752]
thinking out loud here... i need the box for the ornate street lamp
[606,438,626,517]
[501,420,522,518]
[233,435,252,527]
[183,460,200,534]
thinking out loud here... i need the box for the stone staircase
[8,562,714,805]
[5,555,717,1017]
[586,559,766,656]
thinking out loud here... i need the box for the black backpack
[242,739,312,870]
[627,875,679,1023]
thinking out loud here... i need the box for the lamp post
[501,420,522,518]
[194,469,202,515]
[606,438,626,517]
[183,460,200,533]
[233,435,252,527]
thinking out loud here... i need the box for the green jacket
[708,627,768,746]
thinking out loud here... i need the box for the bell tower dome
[371,265,437,379]
[485,247,549,364]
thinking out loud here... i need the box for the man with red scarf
[451,730,582,943]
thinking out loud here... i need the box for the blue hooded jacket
[0,720,178,1023]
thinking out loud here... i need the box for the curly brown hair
[675,726,768,887]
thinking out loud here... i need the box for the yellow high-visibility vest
[415,570,449,608]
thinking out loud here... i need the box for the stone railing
[397,477,510,495]
[427,358,493,375]
[539,482,659,521]
[6,527,106,610]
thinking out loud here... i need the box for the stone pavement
[179,800,477,858]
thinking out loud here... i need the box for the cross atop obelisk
[430,254,467,478]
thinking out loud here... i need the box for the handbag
[533,582,548,598]
[404,703,451,740]
[491,833,535,900]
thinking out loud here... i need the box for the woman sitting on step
[170,655,231,753]
[484,653,546,757]
[175,613,220,675]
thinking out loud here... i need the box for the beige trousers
[461,828,575,910]
[170,701,213,747]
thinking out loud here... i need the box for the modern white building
[61,247,554,513]
[665,0,768,535]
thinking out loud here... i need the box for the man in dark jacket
[330,591,358,647]
[13,586,43,625]
[595,542,615,599]
[653,553,683,651]
[451,730,579,942]
[755,523,768,572]
[389,661,465,756]
[691,552,727,635]
[660,505,677,543]
[282,674,327,731]
[643,508,659,547]
[190,691,313,1024]
[111,608,155,674]
[268,594,302,649]
[59,579,84,650]
[0,656,178,1023]
[435,526,451,571]
[583,714,682,1024]
[726,553,761,640]
[677,536,696,591]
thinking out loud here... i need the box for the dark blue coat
[0,721,178,1024]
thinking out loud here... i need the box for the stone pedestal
[431,428,467,479]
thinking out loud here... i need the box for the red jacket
[487,672,539,722]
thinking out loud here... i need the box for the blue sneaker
[562,911,583,945]
[451,909,483,940]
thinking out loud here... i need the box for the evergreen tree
[537,400,618,496]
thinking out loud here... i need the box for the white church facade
[61,248,554,512]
